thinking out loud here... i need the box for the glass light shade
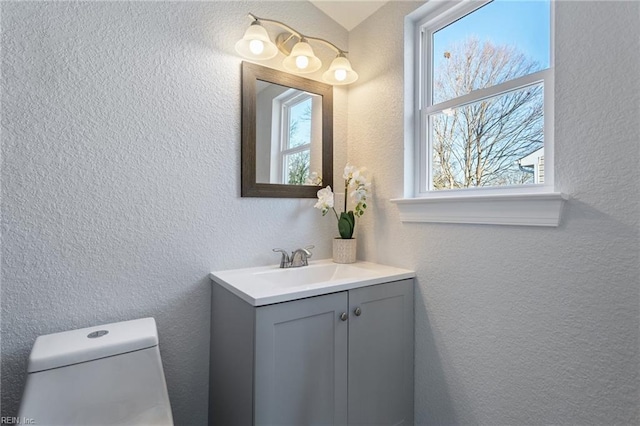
[235,22,278,60]
[322,55,359,85]
[282,41,322,74]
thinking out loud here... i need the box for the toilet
[18,317,173,425]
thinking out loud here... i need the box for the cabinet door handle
[339,312,348,321]
[354,307,362,316]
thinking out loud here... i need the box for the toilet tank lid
[27,317,159,373]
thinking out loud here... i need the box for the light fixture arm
[247,13,348,55]
[305,36,348,55]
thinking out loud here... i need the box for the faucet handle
[304,245,315,258]
[272,248,290,268]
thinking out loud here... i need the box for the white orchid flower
[343,164,356,180]
[348,167,369,186]
[349,170,360,186]
[305,172,322,186]
[350,187,368,203]
[314,186,335,215]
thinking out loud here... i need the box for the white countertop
[210,259,415,306]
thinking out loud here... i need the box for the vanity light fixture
[235,13,359,85]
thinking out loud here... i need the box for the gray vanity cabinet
[347,281,414,425]
[209,279,414,426]
[255,291,349,425]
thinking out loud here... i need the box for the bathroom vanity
[209,260,415,425]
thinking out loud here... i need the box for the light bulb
[334,69,347,82]
[295,55,309,70]
[235,21,278,60]
[322,54,358,85]
[249,39,264,55]
[283,40,321,73]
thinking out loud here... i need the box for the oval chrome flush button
[87,330,109,339]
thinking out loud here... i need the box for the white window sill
[390,191,567,227]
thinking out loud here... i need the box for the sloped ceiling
[309,1,389,31]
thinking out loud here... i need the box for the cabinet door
[348,279,414,425]
[255,292,349,426]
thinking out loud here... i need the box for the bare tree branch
[431,37,544,189]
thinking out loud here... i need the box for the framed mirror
[241,62,333,197]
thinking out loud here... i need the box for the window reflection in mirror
[255,81,323,185]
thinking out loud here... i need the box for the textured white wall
[1,1,347,422]
[348,1,639,424]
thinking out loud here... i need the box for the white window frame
[270,90,313,184]
[392,0,566,227]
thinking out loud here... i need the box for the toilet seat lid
[28,317,159,373]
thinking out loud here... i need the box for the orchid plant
[314,164,371,239]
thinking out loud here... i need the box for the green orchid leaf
[347,211,355,227]
[338,212,355,239]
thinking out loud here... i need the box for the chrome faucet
[273,246,314,268]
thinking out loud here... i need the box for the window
[261,88,320,185]
[419,0,552,194]
[279,92,313,185]
[394,0,565,226]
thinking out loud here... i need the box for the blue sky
[433,0,550,71]
[289,97,312,148]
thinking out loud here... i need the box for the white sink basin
[253,262,378,286]
[210,259,415,306]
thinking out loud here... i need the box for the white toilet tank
[18,317,174,426]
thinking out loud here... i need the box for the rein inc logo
[1,418,35,424]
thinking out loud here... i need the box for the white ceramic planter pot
[333,238,357,264]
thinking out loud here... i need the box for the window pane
[432,0,550,105]
[284,150,310,185]
[430,83,544,190]
[287,97,313,149]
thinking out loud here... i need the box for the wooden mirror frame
[241,62,333,198]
